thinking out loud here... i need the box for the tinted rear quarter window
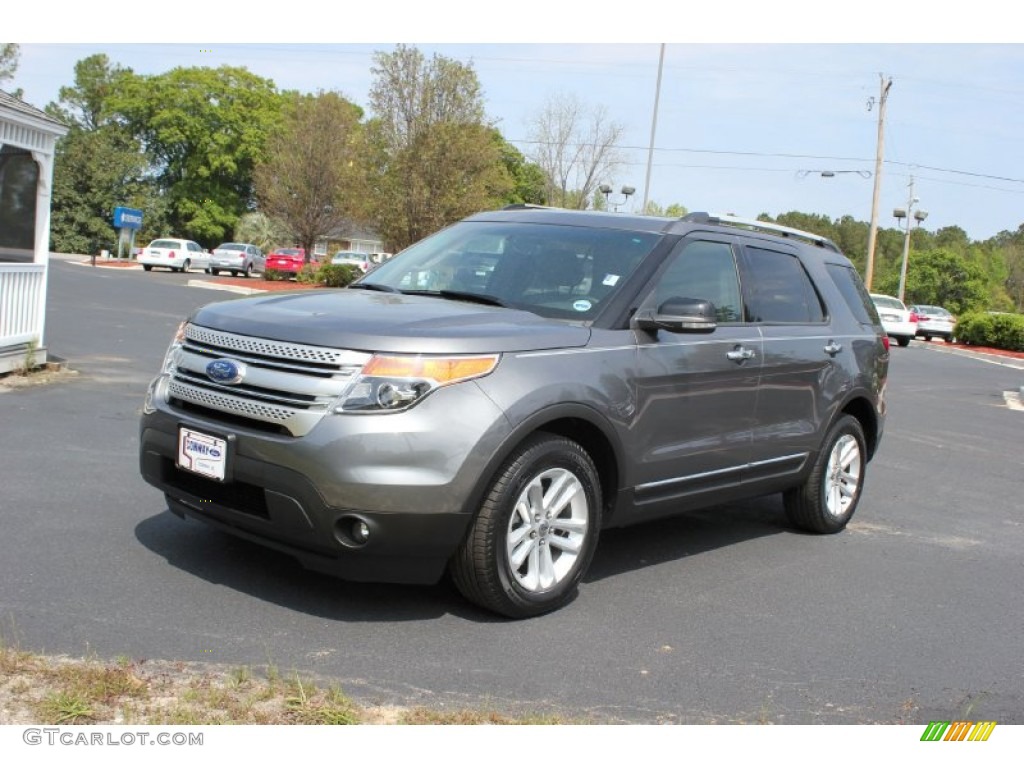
[826,264,879,325]
[742,246,825,323]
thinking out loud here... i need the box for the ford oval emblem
[206,358,246,385]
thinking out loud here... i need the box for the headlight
[161,321,187,375]
[335,353,499,413]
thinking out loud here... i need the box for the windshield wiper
[347,282,401,293]
[437,290,511,308]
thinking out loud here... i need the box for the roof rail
[682,212,840,252]
[502,203,561,211]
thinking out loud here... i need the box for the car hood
[189,289,592,354]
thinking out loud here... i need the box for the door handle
[823,341,843,356]
[726,346,756,362]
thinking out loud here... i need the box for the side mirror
[634,297,718,334]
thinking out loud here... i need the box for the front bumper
[139,379,511,584]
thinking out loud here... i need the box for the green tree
[885,248,988,314]
[112,66,284,244]
[1,43,22,98]
[50,125,165,255]
[366,45,511,251]
[47,54,165,255]
[495,133,547,206]
[642,201,688,218]
[254,91,365,260]
[1,43,19,84]
[46,54,130,131]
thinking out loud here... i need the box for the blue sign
[113,206,143,230]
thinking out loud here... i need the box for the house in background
[313,222,385,259]
[0,90,67,373]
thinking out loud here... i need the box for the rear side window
[742,247,825,323]
[827,264,880,325]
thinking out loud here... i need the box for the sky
[7,2,1024,243]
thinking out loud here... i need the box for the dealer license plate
[178,427,227,481]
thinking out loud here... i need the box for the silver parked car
[141,209,889,618]
[208,243,265,278]
[909,304,956,342]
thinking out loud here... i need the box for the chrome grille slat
[166,324,371,436]
[173,370,321,408]
[176,350,351,399]
[185,324,368,366]
[168,381,325,435]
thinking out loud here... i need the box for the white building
[0,90,67,373]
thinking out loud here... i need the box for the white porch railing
[0,263,45,348]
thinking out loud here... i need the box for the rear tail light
[881,334,890,351]
[168,251,175,259]
[909,312,919,322]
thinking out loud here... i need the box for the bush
[263,268,287,282]
[955,311,1024,352]
[316,263,361,288]
[295,264,320,285]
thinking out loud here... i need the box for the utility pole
[864,74,892,291]
[642,43,665,214]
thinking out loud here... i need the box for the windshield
[357,221,659,321]
[275,249,302,256]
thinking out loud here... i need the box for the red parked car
[265,247,315,277]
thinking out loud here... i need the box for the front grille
[167,324,370,437]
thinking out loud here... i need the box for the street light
[795,170,872,179]
[893,176,927,303]
[599,184,635,212]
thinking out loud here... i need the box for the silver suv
[140,208,889,617]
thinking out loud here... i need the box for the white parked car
[139,238,210,273]
[871,293,917,347]
[331,251,371,272]
[209,242,265,278]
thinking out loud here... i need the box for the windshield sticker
[602,274,620,286]
[573,299,593,312]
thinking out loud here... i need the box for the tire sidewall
[818,415,866,529]
[492,438,601,614]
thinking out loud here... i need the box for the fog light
[353,521,370,544]
[335,516,373,548]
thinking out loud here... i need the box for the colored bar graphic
[920,720,996,742]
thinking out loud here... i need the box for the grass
[0,641,579,726]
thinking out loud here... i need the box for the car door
[737,242,837,479]
[627,235,761,515]
[187,241,207,270]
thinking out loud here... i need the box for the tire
[181,258,191,273]
[450,433,601,618]
[923,334,931,342]
[243,263,253,278]
[142,264,152,272]
[896,336,911,347]
[210,269,219,276]
[945,335,953,344]
[784,414,866,534]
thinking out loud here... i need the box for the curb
[917,340,1024,370]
